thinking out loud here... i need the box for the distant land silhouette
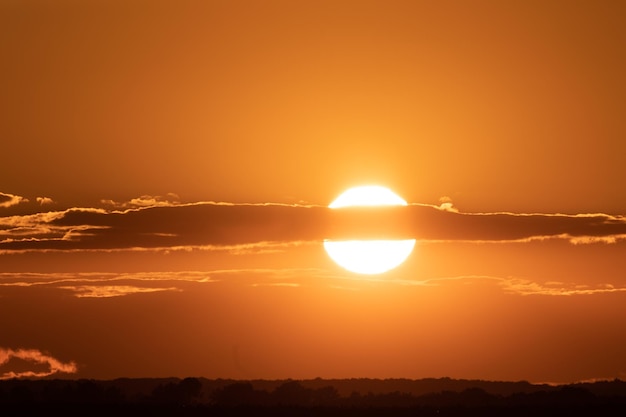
[1,377,625,416]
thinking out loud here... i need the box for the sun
[328,185,408,208]
[324,186,416,274]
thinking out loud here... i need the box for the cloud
[568,235,626,245]
[500,278,626,296]
[437,196,459,213]
[0,192,28,208]
[101,193,181,209]
[0,267,422,297]
[0,200,625,252]
[419,275,626,296]
[0,268,347,298]
[0,271,217,297]
[0,203,331,251]
[0,347,77,379]
[251,282,301,288]
[0,208,106,248]
[59,285,181,298]
[1,269,624,299]
[408,207,626,243]
[36,196,54,205]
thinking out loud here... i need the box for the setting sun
[328,185,409,208]
[324,186,416,274]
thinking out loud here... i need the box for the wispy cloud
[0,271,217,298]
[59,285,181,298]
[251,282,301,288]
[0,192,28,209]
[419,275,626,297]
[1,269,624,298]
[568,235,626,245]
[36,196,54,205]
[0,240,312,256]
[101,193,181,209]
[0,268,344,297]
[0,347,77,379]
[500,278,626,296]
[436,196,459,213]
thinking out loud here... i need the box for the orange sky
[1,0,626,383]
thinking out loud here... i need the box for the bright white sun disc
[324,239,416,274]
[329,185,408,208]
[324,185,415,274]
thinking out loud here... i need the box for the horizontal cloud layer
[1,269,624,299]
[0,270,219,298]
[1,201,626,252]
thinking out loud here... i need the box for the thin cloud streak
[0,240,314,255]
[0,271,218,298]
[251,283,301,288]
[101,193,181,209]
[2,270,624,298]
[417,233,626,245]
[500,279,626,296]
[60,285,181,298]
[420,275,626,297]
[0,347,77,379]
[0,268,334,298]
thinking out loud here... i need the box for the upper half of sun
[328,185,408,208]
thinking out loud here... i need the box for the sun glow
[328,185,408,208]
[324,186,416,275]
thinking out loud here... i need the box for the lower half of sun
[323,185,416,275]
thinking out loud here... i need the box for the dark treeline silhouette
[1,377,626,416]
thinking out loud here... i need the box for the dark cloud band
[1,202,625,251]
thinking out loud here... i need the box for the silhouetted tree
[311,385,340,405]
[453,387,494,407]
[104,384,126,404]
[212,382,259,406]
[9,384,34,404]
[272,380,312,405]
[552,385,596,406]
[76,379,105,404]
[150,378,201,405]
[179,377,202,403]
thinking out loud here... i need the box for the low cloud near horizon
[0,347,77,380]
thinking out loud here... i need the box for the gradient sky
[1,0,625,383]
